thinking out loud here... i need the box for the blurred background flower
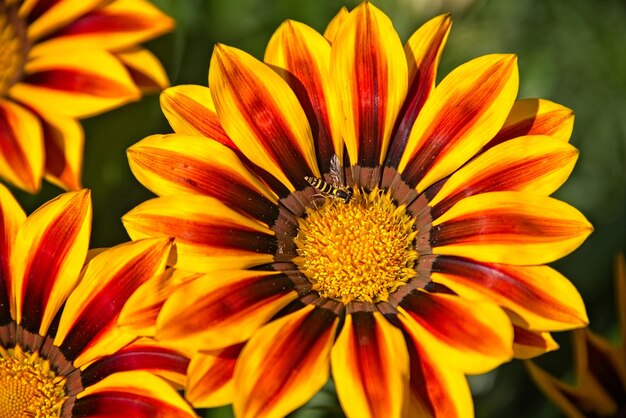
[7,0,626,417]
[0,0,173,193]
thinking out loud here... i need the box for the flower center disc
[295,188,418,303]
[0,2,27,95]
[0,346,65,418]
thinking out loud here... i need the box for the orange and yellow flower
[527,254,626,418]
[0,184,196,417]
[123,3,592,417]
[0,0,173,193]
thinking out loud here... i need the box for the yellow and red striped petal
[387,14,451,167]
[402,322,473,418]
[209,44,319,191]
[398,54,519,191]
[13,190,91,335]
[80,338,190,389]
[234,305,338,418]
[398,290,513,374]
[10,49,140,118]
[31,107,84,191]
[0,184,25,325]
[159,85,235,148]
[265,19,343,171]
[115,47,169,93]
[54,237,171,366]
[122,194,277,272]
[431,257,588,331]
[186,344,244,408]
[25,0,103,41]
[331,311,408,418]
[486,98,574,150]
[118,268,202,339]
[323,7,348,43]
[331,2,408,167]
[30,0,174,58]
[127,134,278,223]
[0,99,44,193]
[73,371,197,418]
[156,270,298,353]
[513,328,558,359]
[431,191,593,265]
[430,135,579,216]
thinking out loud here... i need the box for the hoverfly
[305,154,353,203]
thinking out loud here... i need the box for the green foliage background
[11,0,626,416]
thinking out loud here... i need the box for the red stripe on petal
[59,242,169,360]
[486,107,574,150]
[160,274,295,343]
[432,148,578,218]
[213,46,315,190]
[433,257,583,328]
[137,214,277,254]
[20,192,89,333]
[129,147,278,224]
[235,306,338,418]
[24,69,135,97]
[54,11,155,36]
[267,22,336,174]
[161,92,234,149]
[0,105,36,190]
[432,213,585,247]
[71,392,187,417]
[80,346,189,388]
[187,343,244,406]
[27,0,61,22]
[514,327,551,348]
[0,209,10,326]
[387,15,451,168]
[401,56,516,188]
[400,291,500,356]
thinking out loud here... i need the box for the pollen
[0,3,26,95]
[0,345,66,418]
[295,188,418,303]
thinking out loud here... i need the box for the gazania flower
[527,254,626,418]
[0,184,196,417]
[123,3,592,417]
[0,0,173,193]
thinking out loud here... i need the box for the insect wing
[328,154,345,188]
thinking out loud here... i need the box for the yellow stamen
[295,188,418,303]
[0,345,66,418]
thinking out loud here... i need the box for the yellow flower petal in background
[12,49,140,118]
[0,99,44,192]
[29,0,174,57]
[0,0,173,192]
[115,47,170,93]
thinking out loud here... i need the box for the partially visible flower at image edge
[122,3,593,417]
[0,0,173,193]
[0,184,196,417]
[527,253,626,418]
